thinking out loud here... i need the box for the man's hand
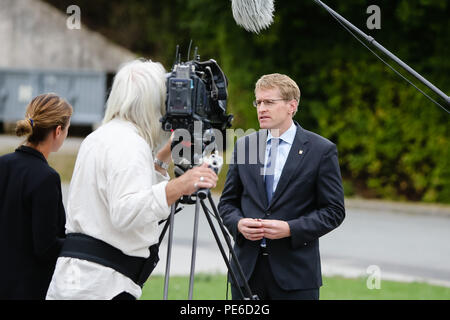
[237,218,264,241]
[260,219,291,240]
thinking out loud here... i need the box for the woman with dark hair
[0,93,73,299]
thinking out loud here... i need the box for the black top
[0,146,66,300]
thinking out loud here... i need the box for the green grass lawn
[140,273,450,300]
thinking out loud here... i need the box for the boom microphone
[231,0,275,33]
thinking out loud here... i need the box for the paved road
[0,134,83,153]
[320,205,450,287]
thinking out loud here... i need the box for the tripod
[159,189,258,300]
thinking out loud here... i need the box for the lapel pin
[299,150,303,155]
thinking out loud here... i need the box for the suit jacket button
[304,242,307,246]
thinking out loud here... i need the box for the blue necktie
[262,138,279,248]
[265,138,279,203]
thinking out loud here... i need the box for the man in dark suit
[218,73,345,300]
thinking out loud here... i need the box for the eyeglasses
[252,98,288,108]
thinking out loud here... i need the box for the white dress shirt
[46,118,170,300]
[264,121,297,193]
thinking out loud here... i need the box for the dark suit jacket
[218,122,345,290]
[0,146,66,300]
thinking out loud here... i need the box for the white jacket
[47,119,170,299]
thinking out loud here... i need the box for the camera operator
[46,59,217,300]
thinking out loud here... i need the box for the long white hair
[103,59,167,150]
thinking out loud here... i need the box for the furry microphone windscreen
[231,0,275,33]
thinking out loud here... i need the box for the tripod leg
[206,193,258,300]
[188,196,201,300]
[199,198,247,300]
[163,203,177,300]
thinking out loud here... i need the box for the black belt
[60,233,159,288]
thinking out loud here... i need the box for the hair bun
[15,118,33,137]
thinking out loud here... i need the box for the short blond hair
[255,73,300,116]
